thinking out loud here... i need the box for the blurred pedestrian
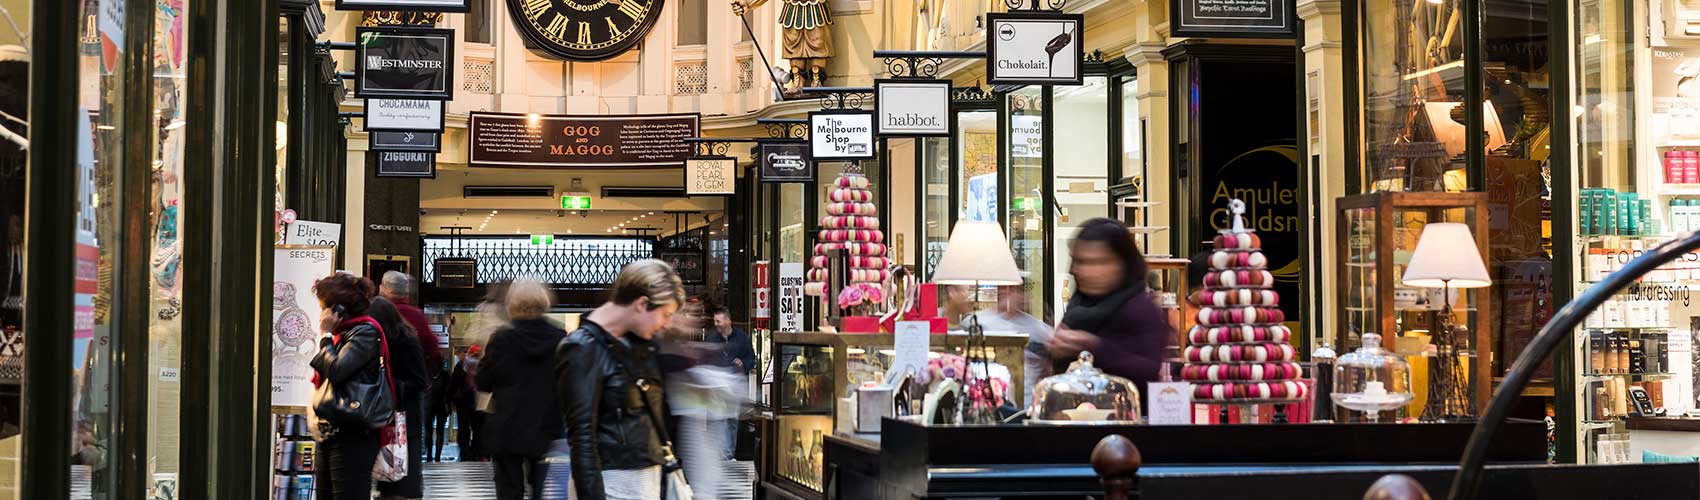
[705,306,753,456]
[450,345,484,461]
[476,277,567,499]
[971,283,1052,407]
[370,275,433,500]
[662,302,740,499]
[1047,218,1174,407]
[425,352,451,462]
[308,274,385,500]
[557,259,686,500]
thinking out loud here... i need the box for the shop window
[276,17,289,220]
[465,0,493,44]
[919,136,949,280]
[0,0,23,493]
[678,0,708,46]
[1006,87,1046,320]
[1359,0,1469,193]
[1053,77,1111,317]
[958,111,998,223]
[148,0,190,488]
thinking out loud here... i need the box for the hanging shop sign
[505,0,664,62]
[685,156,738,195]
[759,142,814,183]
[370,130,441,152]
[336,0,471,11]
[273,246,337,407]
[986,12,1085,86]
[808,111,876,160]
[433,257,477,289]
[373,150,437,178]
[364,98,445,132]
[874,79,951,136]
[1170,0,1295,39]
[354,26,455,100]
[469,111,700,168]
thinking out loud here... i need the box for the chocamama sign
[875,80,950,136]
[355,26,455,100]
[809,111,875,160]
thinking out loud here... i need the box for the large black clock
[507,0,665,61]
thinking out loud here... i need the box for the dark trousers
[315,427,380,500]
[456,407,484,461]
[376,398,425,498]
[492,454,547,500]
[424,404,450,462]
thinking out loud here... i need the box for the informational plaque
[986,12,1084,86]
[875,79,951,136]
[354,26,455,100]
[1170,0,1295,38]
[469,112,700,168]
[272,246,337,408]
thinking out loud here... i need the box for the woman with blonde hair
[475,277,566,499]
[557,259,687,500]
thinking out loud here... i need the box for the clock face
[508,0,665,61]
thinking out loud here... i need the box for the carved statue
[733,0,833,89]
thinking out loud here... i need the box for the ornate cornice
[1296,0,1343,20]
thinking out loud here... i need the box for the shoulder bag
[312,316,397,430]
[599,334,694,500]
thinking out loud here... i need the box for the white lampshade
[931,221,1023,286]
[1401,223,1492,289]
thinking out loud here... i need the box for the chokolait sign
[1171,0,1295,38]
[759,142,813,183]
[468,112,700,169]
[355,26,455,100]
[875,80,950,136]
[808,111,875,160]
[986,12,1084,86]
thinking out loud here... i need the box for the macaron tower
[1183,199,1309,403]
[804,173,890,297]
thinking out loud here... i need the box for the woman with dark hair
[1048,218,1173,403]
[309,273,388,499]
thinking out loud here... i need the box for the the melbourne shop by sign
[808,111,876,160]
[986,11,1085,86]
[365,98,444,132]
[1170,0,1294,38]
[685,157,738,195]
[373,150,437,178]
[468,112,700,168]
[370,130,441,152]
[335,0,471,11]
[760,142,813,183]
[874,79,950,136]
[355,26,455,100]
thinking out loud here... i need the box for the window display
[1006,88,1045,320]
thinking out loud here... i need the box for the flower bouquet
[837,282,886,333]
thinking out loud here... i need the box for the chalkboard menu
[1170,0,1294,38]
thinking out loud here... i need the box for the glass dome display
[1029,352,1142,425]
[1331,333,1413,422]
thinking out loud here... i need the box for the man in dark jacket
[380,272,446,463]
[368,295,428,500]
[450,345,483,461]
[475,280,566,499]
[705,307,753,460]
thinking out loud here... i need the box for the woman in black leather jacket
[557,259,686,500]
[309,274,385,499]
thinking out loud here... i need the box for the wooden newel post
[1363,474,1430,500]
[1091,435,1142,500]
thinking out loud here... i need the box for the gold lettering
[523,0,550,18]
[617,0,647,20]
[606,16,621,35]
[543,13,569,41]
[577,21,592,45]
[550,144,565,155]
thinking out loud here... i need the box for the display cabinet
[1147,257,1191,357]
[1335,191,1492,413]
[760,331,1028,498]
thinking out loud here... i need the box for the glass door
[1006,87,1047,319]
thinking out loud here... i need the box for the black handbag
[313,316,397,430]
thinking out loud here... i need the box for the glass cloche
[1331,333,1413,422]
[1029,352,1142,425]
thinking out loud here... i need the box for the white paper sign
[365,98,444,132]
[1146,382,1194,425]
[778,263,805,332]
[272,247,337,407]
[1010,115,1043,158]
[285,221,342,247]
[685,157,737,195]
[810,112,876,159]
[892,321,931,380]
[987,13,1084,86]
[876,81,950,136]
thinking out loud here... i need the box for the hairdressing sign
[355,26,455,100]
[875,80,951,136]
[809,111,876,160]
[986,12,1084,86]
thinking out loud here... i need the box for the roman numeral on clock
[617,0,647,20]
[606,16,620,34]
[523,0,550,18]
[577,21,592,45]
[544,13,569,41]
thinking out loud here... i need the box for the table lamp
[1401,222,1491,421]
[931,221,1023,423]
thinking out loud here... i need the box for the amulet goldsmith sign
[469,112,700,168]
[875,80,950,136]
[809,111,876,160]
[986,12,1084,86]
[355,26,455,100]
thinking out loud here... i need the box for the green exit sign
[530,234,554,246]
[560,195,592,210]
[1012,197,1039,211]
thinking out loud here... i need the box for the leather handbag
[599,335,694,500]
[313,316,397,430]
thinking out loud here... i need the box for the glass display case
[1335,191,1491,417]
[1029,352,1142,424]
[762,331,1028,496]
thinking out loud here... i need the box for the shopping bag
[372,411,409,482]
[663,463,694,500]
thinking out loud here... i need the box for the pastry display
[1184,199,1309,402]
[806,172,889,298]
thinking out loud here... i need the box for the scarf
[1060,285,1142,333]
